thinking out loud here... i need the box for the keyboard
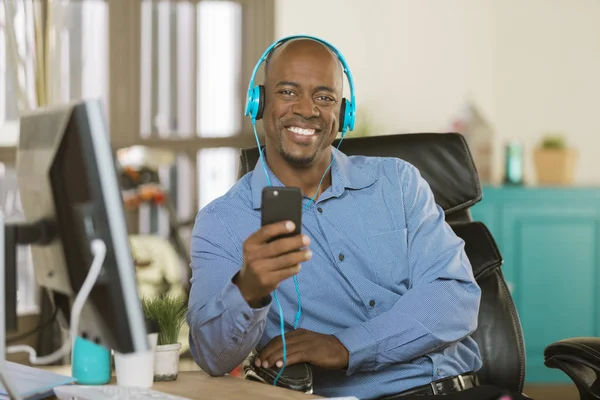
[54,384,191,400]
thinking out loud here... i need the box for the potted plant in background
[141,295,188,382]
[533,133,578,185]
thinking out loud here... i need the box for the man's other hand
[255,328,349,370]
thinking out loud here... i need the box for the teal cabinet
[471,185,600,383]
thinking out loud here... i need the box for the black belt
[380,372,479,398]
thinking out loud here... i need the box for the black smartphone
[261,186,302,242]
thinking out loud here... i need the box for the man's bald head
[264,38,343,89]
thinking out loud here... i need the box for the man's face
[262,40,343,167]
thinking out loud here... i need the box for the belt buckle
[429,381,442,395]
[457,374,466,391]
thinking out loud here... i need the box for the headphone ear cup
[255,85,266,120]
[344,99,355,134]
[338,98,347,133]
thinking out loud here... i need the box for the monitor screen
[15,99,148,354]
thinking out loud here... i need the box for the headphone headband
[244,34,356,135]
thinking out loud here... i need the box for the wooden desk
[151,371,321,399]
[42,361,322,399]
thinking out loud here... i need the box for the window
[0,7,8,125]
[80,1,109,108]
[1,0,108,116]
[128,1,270,243]
[0,3,19,163]
[196,1,242,208]
[1,1,36,314]
[197,1,242,138]
[139,1,244,220]
[0,1,24,129]
[1,0,274,309]
[0,0,109,313]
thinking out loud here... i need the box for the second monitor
[14,99,148,354]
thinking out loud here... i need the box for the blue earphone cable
[246,34,355,388]
[254,123,272,187]
[301,136,345,210]
[253,122,346,386]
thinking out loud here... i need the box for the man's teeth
[288,126,315,136]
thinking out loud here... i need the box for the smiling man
[186,37,522,400]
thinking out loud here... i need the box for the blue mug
[72,336,111,385]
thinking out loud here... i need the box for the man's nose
[292,96,319,119]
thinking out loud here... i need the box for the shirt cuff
[221,279,271,340]
[333,324,378,375]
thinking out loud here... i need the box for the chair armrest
[544,337,600,399]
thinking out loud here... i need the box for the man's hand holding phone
[235,221,312,308]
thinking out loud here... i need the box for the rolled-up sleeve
[186,209,271,376]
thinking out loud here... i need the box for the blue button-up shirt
[187,148,482,399]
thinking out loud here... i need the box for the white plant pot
[153,342,182,382]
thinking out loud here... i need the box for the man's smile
[287,126,316,136]
[283,123,322,146]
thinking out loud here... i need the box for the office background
[276,0,600,186]
[0,1,598,399]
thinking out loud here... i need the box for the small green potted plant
[141,294,188,382]
[533,133,578,185]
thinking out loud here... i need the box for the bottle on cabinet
[504,140,524,185]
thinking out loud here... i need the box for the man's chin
[277,133,326,167]
[281,151,316,166]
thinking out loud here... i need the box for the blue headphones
[244,34,356,137]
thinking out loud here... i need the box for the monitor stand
[0,214,59,400]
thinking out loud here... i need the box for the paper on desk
[0,361,76,399]
[325,397,359,399]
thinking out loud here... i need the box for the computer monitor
[12,98,148,354]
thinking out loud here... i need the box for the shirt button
[369,300,376,307]
[437,369,442,376]
[243,313,250,321]
[317,207,323,213]
[233,337,239,343]
[338,253,345,261]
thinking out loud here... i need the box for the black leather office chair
[544,339,600,400]
[238,132,596,399]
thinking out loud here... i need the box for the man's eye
[316,96,334,102]
[279,90,295,96]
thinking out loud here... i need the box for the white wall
[275,0,600,185]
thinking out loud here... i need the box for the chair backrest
[238,133,526,393]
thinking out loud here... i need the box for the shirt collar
[250,147,378,209]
